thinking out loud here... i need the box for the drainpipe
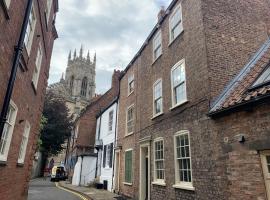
[0,0,33,137]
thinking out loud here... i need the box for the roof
[120,0,179,79]
[209,38,270,116]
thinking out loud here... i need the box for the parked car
[50,166,67,182]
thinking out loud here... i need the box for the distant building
[0,0,58,200]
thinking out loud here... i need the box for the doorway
[261,151,270,200]
[140,144,150,200]
[113,150,120,193]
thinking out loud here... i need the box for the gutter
[0,0,33,138]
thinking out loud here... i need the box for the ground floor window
[154,138,165,183]
[125,149,133,183]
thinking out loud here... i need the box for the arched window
[81,77,88,97]
[70,76,74,93]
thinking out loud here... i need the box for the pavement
[27,178,82,200]
[59,181,122,200]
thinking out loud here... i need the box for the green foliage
[40,91,73,156]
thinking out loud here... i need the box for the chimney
[158,6,165,21]
[111,69,122,93]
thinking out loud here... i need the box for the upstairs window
[18,121,31,164]
[252,65,270,88]
[0,100,18,161]
[126,105,134,135]
[171,59,187,107]
[153,79,163,116]
[169,4,183,43]
[45,0,53,23]
[153,30,162,61]
[24,3,36,54]
[32,43,43,89]
[154,138,165,183]
[108,110,113,132]
[81,77,88,97]
[128,74,134,95]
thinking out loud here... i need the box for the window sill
[31,81,37,95]
[168,30,184,47]
[170,100,188,111]
[127,90,134,97]
[151,112,164,120]
[17,162,24,167]
[152,181,166,186]
[123,182,133,186]
[0,160,7,166]
[125,132,134,138]
[173,184,195,191]
[152,54,162,65]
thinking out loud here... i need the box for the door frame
[113,149,121,193]
[139,141,151,200]
[260,150,270,200]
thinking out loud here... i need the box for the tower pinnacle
[87,51,90,63]
[79,45,83,59]
[73,49,77,59]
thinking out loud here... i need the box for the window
[125,150,133,183]
[0,100,18,161]
[174,131,193,190]
[128,74,134,95]
[103,143,113,168]
[126,105,134,135]
[169,4,183,43]
[154,139,165,183]
[24,3,36,54]
[171,59,187,107]
[45,0,53,23]
[153,30,162,61]
[32,43,43,89]
[81,77,88,97]
[70,76,74,94]
[18,121,31,164]
[252,65,270,88]
[108,110,113,132]
[3,0,11,8]
[153,79,163,116]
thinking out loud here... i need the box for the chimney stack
[158,6,165,21]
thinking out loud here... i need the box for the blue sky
[49,0,172,93]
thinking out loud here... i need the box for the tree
[40,91,73,156]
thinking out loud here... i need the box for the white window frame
[18,121,31,164]
[171,59,187,109]
[169,4,183,44]
[4,0,11,8]
[32,42,43,89]
[45,0,53,24]
[105,144,111,168]
[173,130,194,190]
[128,74,134,96]
[152,138,165,185]
[0,100,18,161]
[153,79,163,117]
[24,2,36,55]
[108,110,113,133]
[153,30,162,62]
[124,148,133,185]
[126,104,134,136]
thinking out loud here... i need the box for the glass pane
[175,84,186,104]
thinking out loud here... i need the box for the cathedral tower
[65,45,96,101]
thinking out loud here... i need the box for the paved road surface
[28,178,80,200]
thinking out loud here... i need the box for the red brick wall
[0,1,58,200]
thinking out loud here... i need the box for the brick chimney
[111,69,122,92]
[158,6,165,21]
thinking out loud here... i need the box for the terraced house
[114,0,270,199]
[0,0,58,199]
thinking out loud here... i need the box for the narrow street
[28,179,81,200]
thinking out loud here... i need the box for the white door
[261,151,270,199]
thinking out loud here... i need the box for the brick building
[66,70,121,185]
[114,0,270,199]
[0,0,58,199]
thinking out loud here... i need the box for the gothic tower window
[81,77,88,97]
[70,76,74,94]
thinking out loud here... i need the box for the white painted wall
[95,102,118,191]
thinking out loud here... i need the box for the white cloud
[49,0,172,93]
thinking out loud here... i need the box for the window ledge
[168,30,184,47]
[0,160,7,166]
[31,81,37,95]
[123,182,133,186]
[151,112,164,120]
[17,162,24,167]
[125,132,134,138]
[127,90,134,97]
[173,184,195,191]
[170,100,188,111]
[152,54,162,65]
[152,181,166,186]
